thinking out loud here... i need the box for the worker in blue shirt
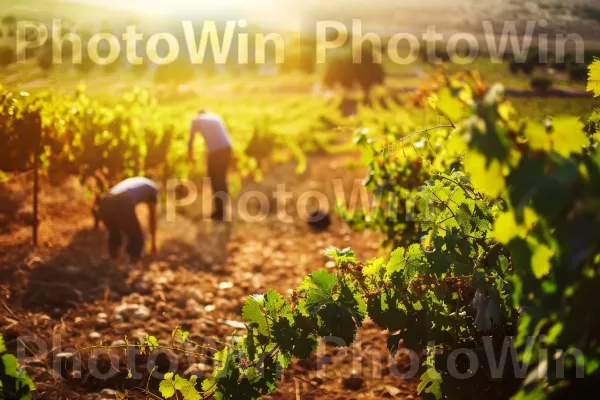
[93,177,158,264]
[188,109,233,221]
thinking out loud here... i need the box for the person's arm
[148,201,157,255]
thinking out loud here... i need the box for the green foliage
[0,335,35,400]
[0,46,15,68]
[588,59,600,97]
[56,67,600,400]
[322,45,385,93]
[159,373,200,400]
[153,59,197,85]
[0,85,345,191]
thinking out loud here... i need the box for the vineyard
[2,37,600,400]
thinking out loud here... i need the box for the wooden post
[31,111,41,246]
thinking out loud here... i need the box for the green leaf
[159,372,176,399]
[588,59,600,97]
[143,335,160,352]
[436,87,464,122]
[172,327,190,343]
[245,328,257,361]
[0,335,5,353]
[551,117,587,158]
[2,354,18,377]
[531,243,554,279]
[417,368,443,400]
[322,247,339,258]
[242,296,268,336]
[493,211,520,244]
[464,151,505,198]
[303,270,337,313]
[498,255,509,274]
[175,375,201,400]
[272,316,318,359]
[264,290,292,322]
[338,279,367,325]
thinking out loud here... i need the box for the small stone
[185,299,203,318]
[343,375,365,391]
[204,304,216,312]
[183,362,210,377]
[386,385,402,397]
[56,352,74,359]
[70,370,82,379]
[99,388,119,399]
[219,281,233,290]
[89,332,101,340]
[114,303,150,322]
[325,260,336,269]
[130,329,148,341]
[221,319,246,329]
[65,265,80,274]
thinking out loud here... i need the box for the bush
[38,47,53,71]
[530,76,553,92]
[509,60,520,74]
[322,46,385,93]
[281,45,316,74]
[153,59,196,85]
[0,46,15,68]
[568,63,589,81]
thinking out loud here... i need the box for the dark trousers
[98,196,144,259]
[207,147,231,219]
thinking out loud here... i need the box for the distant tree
[38,46,53,71]
[153,59,196,85]
[1,16,17,38]
[0,46,15,68]
[281,41,316,74]
[323,45,385,93]
[75,54,95,74]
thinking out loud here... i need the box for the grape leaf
[551,117,587,158]
[303,270,337,313]
[530,243,554,279]
[242,296,268,336]
[2,354,18,377]
[272,317,318,359]
[464,151,505,198]
[264,290,292,323]
[588,59,600,97]
[159,372,176,399]
[417,367,443,400]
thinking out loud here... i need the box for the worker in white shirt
[188,109,233,221]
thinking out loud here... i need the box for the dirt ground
[0,153,420,399]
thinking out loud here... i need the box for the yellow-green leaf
[436,88,464,122]
[531,244,554,279]
[159,372,176,398]
[588,60,600,97]
[493,211,519,244]
[552,117,587,157]
[525,122,551,152]
[464,151,505,198]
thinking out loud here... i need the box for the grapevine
[69,61,600,400]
